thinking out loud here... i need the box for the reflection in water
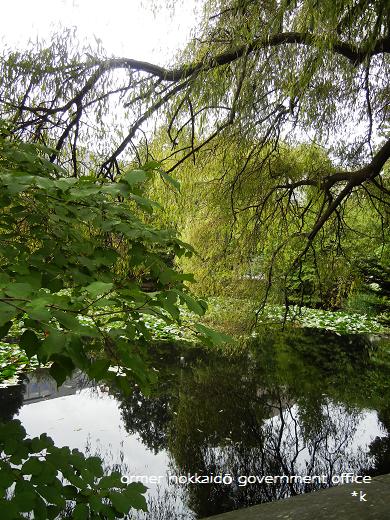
[22,368,89,403]
[1,328,389,518]
[368,404,390,476]
[0,379,25,421]
[168,401,374,517]
[0,367,89,423]
[116,330,390,518]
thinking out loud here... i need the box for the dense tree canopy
[0,0,389,300]
[145,140,388,308]
[0,3,389,517]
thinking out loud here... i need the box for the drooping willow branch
[1,21,389,278]
[5,29,390,171]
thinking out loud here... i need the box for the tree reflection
[116,330,390,518]
[120,385,174,454]
[0,380,25,422]
[168,370,373,516]
[368,405,390,476]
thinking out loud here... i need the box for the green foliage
[147,139,389,314]
[346,257,390,323]
[0,3,388,513]
[0,341,40,383]
[204,297,387,337]
[0,130,230,518]
[0,134,224,391]
[0,420,147,519]
[0,0,389,315]
[256,305,386,334]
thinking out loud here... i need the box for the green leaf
[47,504,62,520]
[84,281,113,297]
[177,291,206,316]
[177,272,196,283]
[143,160,161,171]
[4,283,34,298]
[72,503,89,519]
[158,269,177,285]
[54,178,78,190]
[88,359,111,380]
[22,457,44,476]
[109,491,134,514]
[61,469,84,488]
[122,169,147,185]
[98,473,122,489]
[36,484,65,508]
[35,463,57,485]
[194,323,232,346]
[12,261,30,275]
[0,302,18,326]
[31,435,52,453]
[25,302,51,322]
[41,274,63,292]
[161,172,180,191]
[156,299,180,320]
[49,362,71,387]
[20,329,41,358]
[0,420,26,443]
[53,311,97,336]
[65,337,89,368]
[85,457,103,477]
[88,495,104,513]
[62,485,78,499]
[0,466,15,489]
[0,499,19,520]
[0,273,11,288]
[40,331,68,360]
[92,248,118,267]
[0,320,12,339]
[15,270,42,290]
[129,193,157,213]
[127,482,147,494]
[99,504,116,520]
[52,311,81,331]
[33,495,48,520]
[12,490,36,512]
[110,483,148,513]
[34,176,53,189]
[101,183,123,196]
[123,483,148,512]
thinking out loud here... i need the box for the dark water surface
[1,328,390,519]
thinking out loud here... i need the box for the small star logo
[351,491,358,497]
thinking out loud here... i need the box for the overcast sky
[0,0,200,64]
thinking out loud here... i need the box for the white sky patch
[0,0,200,63]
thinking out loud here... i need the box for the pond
[1,328,390,519]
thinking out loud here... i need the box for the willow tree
[1,0,389,297]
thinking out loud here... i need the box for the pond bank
[202,473,390,520]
